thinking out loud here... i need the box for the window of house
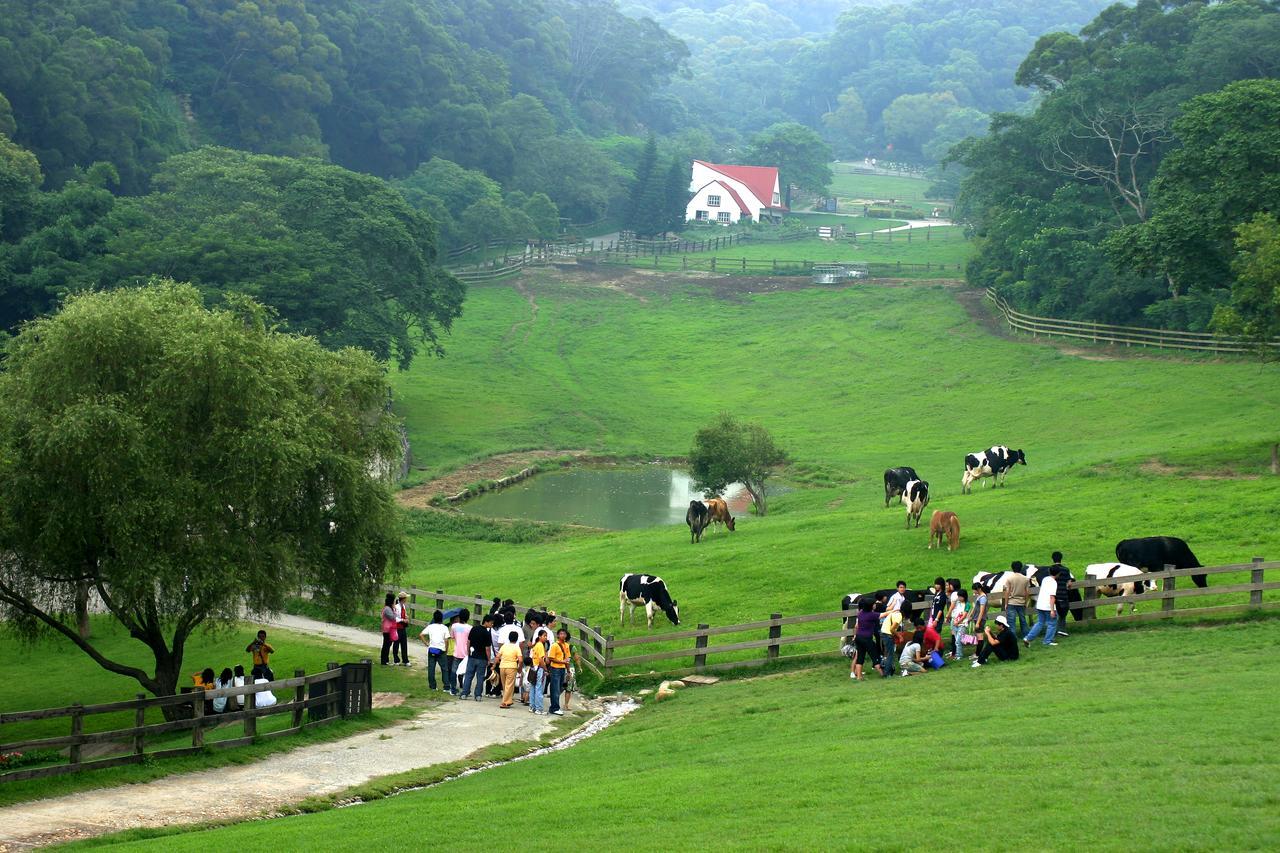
[717,212,731,222]
[707,194,721,207]
[695,210,708,221]
[772,192,781,205]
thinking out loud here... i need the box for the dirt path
[395,449,593,509]
[0,616,563,849]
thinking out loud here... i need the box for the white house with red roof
[686,160,788,224]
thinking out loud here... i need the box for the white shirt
[233,675,245,708]
[497,623,525,647]
[1036,575,1058,611]
[887,592,905,613]
[253,678,277,708]
[530,625,552,645]
[899,642,922,666]
[421,622,449,650]
[213,679,232,713]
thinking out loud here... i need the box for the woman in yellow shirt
[545,629,577,716]
[496,630,523,708]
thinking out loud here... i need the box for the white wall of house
[688,164,767,222]
[686,183,744,224]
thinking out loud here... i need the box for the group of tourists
[411,597,580,715]
[190,629,280,714]
[848,553,1073,681]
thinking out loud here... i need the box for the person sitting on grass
[898,630,929,677]
[849,599,885,681]
[972,615,1021,667]
[212,667,235,713]
[192,667,217,716]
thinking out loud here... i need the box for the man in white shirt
[1022,567,1060,647]
[886,580,907,615]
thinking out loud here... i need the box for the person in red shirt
[921,621,944,655]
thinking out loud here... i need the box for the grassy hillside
[91,618,1280,850]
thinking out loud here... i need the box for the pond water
[460,466,759,530]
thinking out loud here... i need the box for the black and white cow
[1022,563,1083,622]
[1084,563,1153,615]
[883,466,919,508]
[902,479,929,528]
[839,588,929,637]
[1115,536,1206,588]
[971,570,1019,596]
[619,574,681,627]
[685,500,710,544]
[961,445,1026,493]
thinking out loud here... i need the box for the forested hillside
[956,0,1280,339]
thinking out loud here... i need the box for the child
[949,588,969,660]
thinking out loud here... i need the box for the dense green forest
[956,0,1280,341]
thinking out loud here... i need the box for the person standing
[972,615,1020,667]
[949,589,969,660]
[547,628,576,715]
[880,607,903,677]
[1024,567,1060,647]
[1001,562,1031,637]
[886,580,908,615]
[421,610,450,691]
[928,577,947,629]
[380,593,399,666]
[970,582,990,635]
[528,630,549,715]
[849,599,884,681]
[450,608,472,695]
[394,592,412,666]
[462,613,494,700]
[1048,552,1076,636]
[496,630,522,708]
[245,630,275,680]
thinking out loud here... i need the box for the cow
[884,467,919,508]
[928,510,960,550]
[972,570,1020,596]
[619,574,680,627]
[705,497,735,532]
[685,500,709,544]
[902,479,929,528]
[839,588,930,637]
[1022,562,1083,623]
[1115,536,1206,588]
[962,446,1027,493]
[1085,563,1153,615]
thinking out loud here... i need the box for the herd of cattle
[612,443,1210,634]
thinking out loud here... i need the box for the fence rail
[408,560,1276,680]
[0,662,371,783]
[985,288,1280,354]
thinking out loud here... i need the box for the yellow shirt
[498,642,522,670]
[881,611,903,635]
[251,642,274,666]
[547,641,571,669]
[530,642,547,668]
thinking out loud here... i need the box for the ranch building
[686,160,788,225]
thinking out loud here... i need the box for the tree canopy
[0,281,405,700]
[689,413,788,516]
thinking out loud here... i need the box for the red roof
[696,180,750,215]
[696,160,787,210]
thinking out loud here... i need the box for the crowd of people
[847,552,1074,681]
[402,596,580,716]
[190,629,280,714]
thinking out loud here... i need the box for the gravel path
[0,615,559,849]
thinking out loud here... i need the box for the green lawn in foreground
[94,618,1280,850]
[0,617,425,806]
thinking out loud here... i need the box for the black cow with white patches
[619,573,680,627]
[686,500,709,544]
[883,466,919,508]
[1115,536,1206,588]
[902,479,929,528]
[962,445,1026,493]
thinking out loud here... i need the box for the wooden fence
[407,560,1278,679]
[597,255,963,276]
[985,288,1280,355]
[0,662,371,783]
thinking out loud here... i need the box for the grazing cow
[972,570,1020,596]
[1115,536,1206,588]
[685,500,710,544]
[884,467,920,508]
[902,480,929,528]
[705,497,736,532]
[928,510,960,550]
[619,574,680,627]
[1085,563,1153,615]
[961,446,1027,493]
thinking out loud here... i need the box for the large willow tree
[0,282,404,699]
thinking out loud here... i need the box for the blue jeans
[953,625,966,658]
[880,636,896,676]
[427,650,448,689]
[549,667,566,713]
[442,656,458,694]
[462,656,488,698]
[530,668,546,713]
[1005,605,1028,637]
[1024,609,1058,645]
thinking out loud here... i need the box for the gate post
[1251,556,1265,607]
[1162,564,1176,614]
[768,614,782,661]
[694,625,709,671]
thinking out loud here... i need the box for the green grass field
[829,168,947,202]
[90,618,1280,850]
[781,212,902,230]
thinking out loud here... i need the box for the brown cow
[928,510,960,551]
[705,497,736,532]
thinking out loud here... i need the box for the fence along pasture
[0,663,371,783]
[985,288,1280,355]
[405,560,1276,679]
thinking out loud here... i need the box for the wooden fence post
[293,668,306,729]
[694,624,709,671]
[768,614,782,661]
[1082,583,1097,622]
[475,595,486,623]
[191,694,204,748]
[1251,557,1265,608]
[593,625,604,661]
[604,635,614,676]
[133,694,146,756]
[435,589,444,612]
[409,591,417,621]
[1162,564,1176,614]
[69,704,83,767]
[244,689,257,739]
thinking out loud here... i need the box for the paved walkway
[0,615,559,849]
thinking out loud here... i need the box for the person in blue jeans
[462,614,495,699]
[1023,566,1060,646]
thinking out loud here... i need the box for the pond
[460,466,760,530]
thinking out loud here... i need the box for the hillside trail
[0,615,564,849]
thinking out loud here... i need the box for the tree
[662,156,691,233]
[689,413,789,516]
[821,88,868,156]
[743,123,832,208]
[1212,213,1280,357]
[0,282,405,704]
[881,92,960,156]
[625,135,663,235]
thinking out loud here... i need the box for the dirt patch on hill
[1139,460,1260,481]
[397,450,592,508]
